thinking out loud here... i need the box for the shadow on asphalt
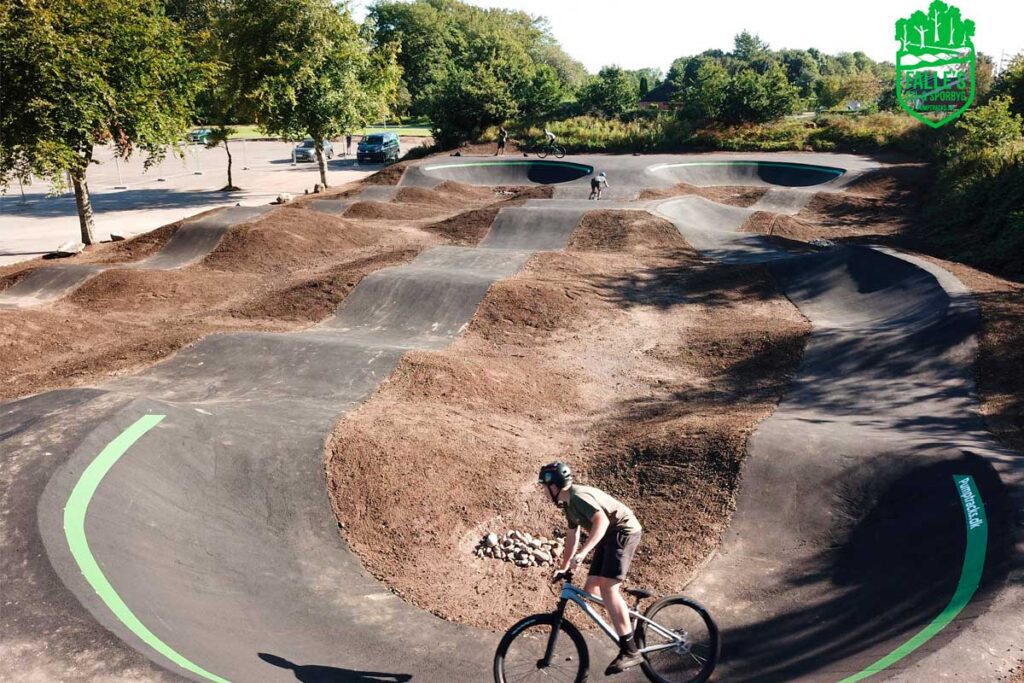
[258,653,412,682]
[719,452,1012,681]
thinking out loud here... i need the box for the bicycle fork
[540,598,570,668]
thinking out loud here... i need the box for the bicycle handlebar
[552,570,574,584]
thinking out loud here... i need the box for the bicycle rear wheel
[636,596,719,683]
[494,613,588,683]
[537,147,549,159]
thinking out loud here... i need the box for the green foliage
[991,55,1024,119]
[0,0,203,183]
[506,116,692,153]
[370,0,580,136]
[229,0,399,141]
[578,66,639,117]
[943,96,1023,164]
[721,65,799,123]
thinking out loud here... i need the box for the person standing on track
[538,462,644,675]
[496,125,508,156]
[589,171,609,200]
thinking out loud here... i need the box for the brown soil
[908,256,1024,454]
[421,186,557,245]
[343,200,454,221]
[740,211,861,241]
[797,164,934,238]
[639,182,768,207]
[0,210,438,401]
[364,163,407,185]
[326,210,810,630]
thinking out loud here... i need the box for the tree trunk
[315,139,329,188]
[224,139,234,189]
[71,166,96,245]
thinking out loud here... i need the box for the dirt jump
[0,152,1020,683]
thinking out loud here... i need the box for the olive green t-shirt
[564,485,641,534]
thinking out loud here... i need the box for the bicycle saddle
[625,588,653,600]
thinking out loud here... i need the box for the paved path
[1,152,1020,682]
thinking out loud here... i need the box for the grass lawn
[220,121,433,140]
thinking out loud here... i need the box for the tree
[976,53,995,99]
[0,0,204,244]
[579,66,639,117]
[723,65,799,123]
[733,31,770,63]
[991,55,1024,119]
[680,59,730,121]
[943,95,1022,165]
[229,0,400,188]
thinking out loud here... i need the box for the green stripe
[63,414,231,683]
[651,160,846,176]
[837,474,988,682]
[422,160,594,172]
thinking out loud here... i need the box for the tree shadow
[717,451,1014,681]
[258,653,412,682]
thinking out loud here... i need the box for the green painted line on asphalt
[423,160,594,172]
[650,160,847,176]
[63,414,231,683]
[837,474,988,683]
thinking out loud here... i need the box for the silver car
[293,139,334,162]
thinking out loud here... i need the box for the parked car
[357,132,400,164]
[293,139,334,162]
[187,128,213,144]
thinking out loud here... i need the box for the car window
[298,140,315,148]
[365,135,384,144]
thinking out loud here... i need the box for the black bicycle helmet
[538,462,573,489]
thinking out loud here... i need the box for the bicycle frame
[541,582,684,666]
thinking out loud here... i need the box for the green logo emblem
[895,1,976,128]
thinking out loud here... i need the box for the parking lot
[0,137,430,267]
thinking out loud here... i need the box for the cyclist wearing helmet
[589,171,609,200]
[538,462,643,675]
[544,127,557,145]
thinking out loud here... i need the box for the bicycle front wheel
[494,613,588,683]
[636,596,719,683]
[553,145,566,159]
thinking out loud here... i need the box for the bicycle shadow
[258,653,412,682]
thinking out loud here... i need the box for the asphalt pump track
[1,153,1021,682]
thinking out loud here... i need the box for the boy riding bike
[539,462,644,675]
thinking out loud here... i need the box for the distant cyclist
[590,171,609,200]
[539,462,644,675]
[544,127,557,147]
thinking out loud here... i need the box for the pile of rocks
[475,530,564,568]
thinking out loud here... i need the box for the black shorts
[589,529,641,581]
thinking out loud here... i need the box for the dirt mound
[423,207,500,246]
[326,218,809,629]
[343,200,448,221]
[434,180,496,201]
[741,211,831,240]
[203,208,383,273]
[640,182,768,207]
[394,186,467,209]
[65,268,257,315]
[94,222,182,264]
[843,164,934,198]
[364,162,407,185]
[230,249,420,323]
[569,210,691,252]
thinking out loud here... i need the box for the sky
[351,0,1024,75]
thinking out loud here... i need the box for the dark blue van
[357,132,400,164]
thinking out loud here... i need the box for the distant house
[639,81,682,110]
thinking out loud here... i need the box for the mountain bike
[535,140,566,159]
[494,570,719,683]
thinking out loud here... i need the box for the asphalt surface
[0,206,271,308]
[1,152,1020,682]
